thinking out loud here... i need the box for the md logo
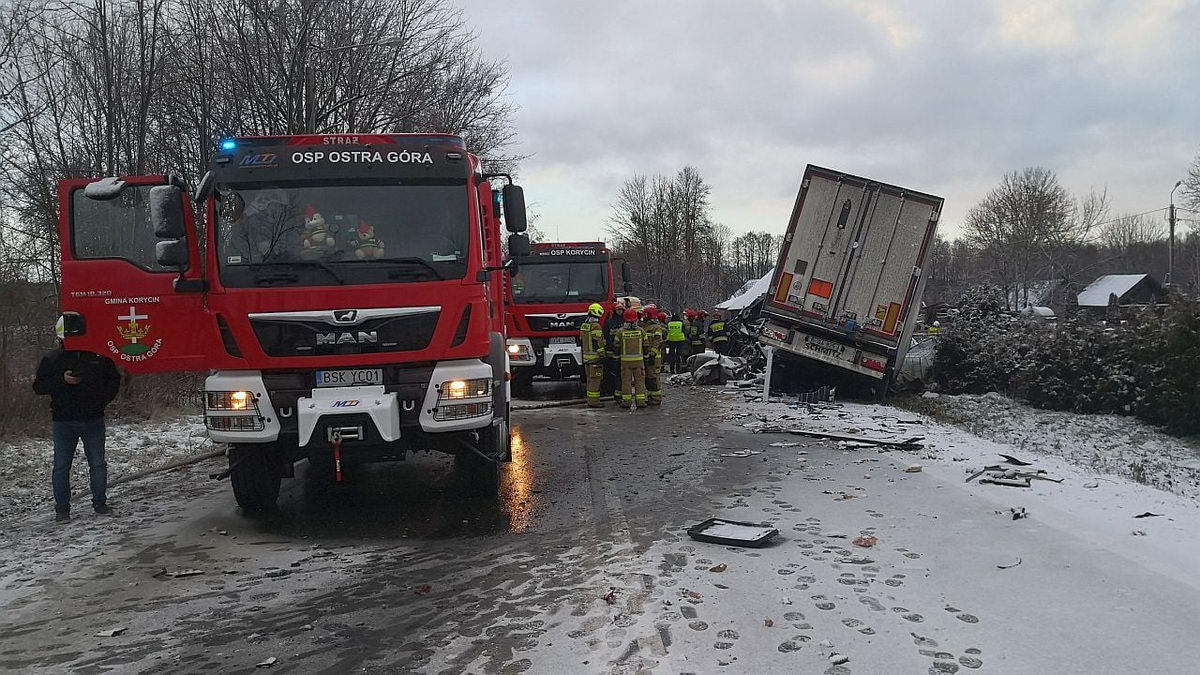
[331,400,360,408]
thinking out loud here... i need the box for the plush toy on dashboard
[301,206,335,249]
[353,222,385,259]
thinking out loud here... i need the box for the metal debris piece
[170,569,205,578]
[709,563,727,573]
[755,426,924,451]
[1133,512,1163,519]
[904,464,923,473]
[1010,507,1028,520]
[95,627,127,638]
[255,657,278,668]
[997,558,1022,569]
[852,536,878,548]
[998,454,1032,466]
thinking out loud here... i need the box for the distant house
[1076,274,1165,314]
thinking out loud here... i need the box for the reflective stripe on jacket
[619,326,645,362]
[708,320,728,342]
[580,317,605,363]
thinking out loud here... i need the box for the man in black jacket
[33,322,121,522]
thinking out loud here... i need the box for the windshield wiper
[250,260,345,285]
[350,257,445,281]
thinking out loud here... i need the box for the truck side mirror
[60,312,86,337]
[83,177,127,201]
[195,171,216,204]
[155,239,189,268]
[150,185,186,239]
[502,184,527,233]
[508,233,531,258]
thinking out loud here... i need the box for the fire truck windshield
[215,182,469,287]
[511,261,609,304]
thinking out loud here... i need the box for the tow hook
[209,450,240,481]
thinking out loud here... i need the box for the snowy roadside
[0,415,213,520]
[902,392,1200,500]
[718,387,1200,589]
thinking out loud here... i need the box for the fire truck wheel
[511,369,534,398]
[229,445,281,511]
[456,427,502,495]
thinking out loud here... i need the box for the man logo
[332,309,358,324]
[316,331,378,346]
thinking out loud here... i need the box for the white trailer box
[758,165,943,384]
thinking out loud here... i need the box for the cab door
[58,175,220,373]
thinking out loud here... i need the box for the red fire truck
[503,242,629,395]
[56,134,529,508]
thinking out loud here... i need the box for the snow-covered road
[1,386,1197,674]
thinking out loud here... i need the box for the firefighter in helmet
[688,310,706,356]
[618,308,647,409]
[707,309,730,355]
[580,302,607,408]
[642,308,666,405]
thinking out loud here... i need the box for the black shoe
[55,511,71,523]
[93,504,112,515]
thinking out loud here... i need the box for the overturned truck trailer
[757,165,943,389]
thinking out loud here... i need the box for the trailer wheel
[229,445,281,511]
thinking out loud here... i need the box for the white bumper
[296,385,400,447]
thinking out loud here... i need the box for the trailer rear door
[765,165,942,351]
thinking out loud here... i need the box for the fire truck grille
[526,315,587,332]
[250,312,441,357]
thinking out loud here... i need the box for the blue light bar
[219,139,237,151]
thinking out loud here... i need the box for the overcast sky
[451,0,1200,244]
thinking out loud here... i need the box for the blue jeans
[52,419,107,512]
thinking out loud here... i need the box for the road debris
[764,618,774,627]
[755,426,924,450]
[830,653,850,665]
[255,657,278,668]
[1132,530,1147,536]
[688,518,779,547]
[999,454,1033,466]
[1133,512,1163,518]
[658,465,684,479]
[852,535,878,548]
[414,585,432,596]
[904,464,923,473]
[997,557,1023,569]
[1009,507,1028,520]
[95,627,127,638]
[602,588,617,605]
[968,464,1063,488]
[719,449,762,458]
[168,569,205,578]
[709,563,727,573]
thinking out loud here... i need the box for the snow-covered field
[0,415,211,520]
[907,392,1200,500]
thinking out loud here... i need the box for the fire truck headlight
[439,378,491,401]
[207,390,257,411]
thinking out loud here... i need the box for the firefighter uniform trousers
[619,325,647,409]
[580,317,606,408]
[709,319,729,355]
[666,319,687,374]
[644,322,665,405]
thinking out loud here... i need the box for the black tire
[229,445,281,511]
[455,424,503,495]
[511,369,534,397]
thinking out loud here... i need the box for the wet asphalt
[0,383,769,674]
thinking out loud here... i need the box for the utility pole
[1168,180,1182,290]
